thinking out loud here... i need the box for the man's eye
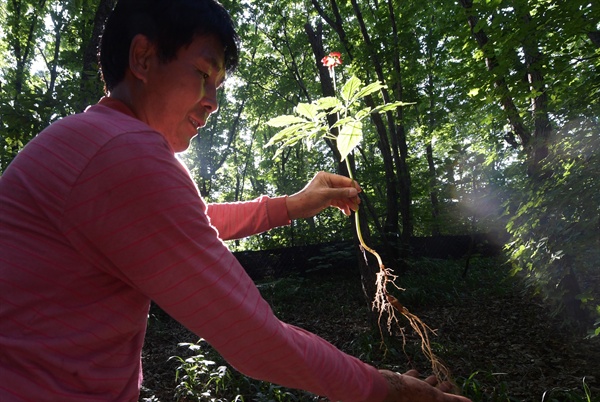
[199,70,209,80]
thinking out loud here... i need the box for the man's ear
[128,34,156,83]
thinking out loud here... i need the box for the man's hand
[379,370,472,402]
[285,171,361,220]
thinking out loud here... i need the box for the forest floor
[140,257,600,402]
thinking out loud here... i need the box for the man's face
[142,34,226,153]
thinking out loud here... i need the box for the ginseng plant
[266,52,450,381]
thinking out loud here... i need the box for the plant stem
[345,157,385,272]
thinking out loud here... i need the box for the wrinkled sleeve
[206,196,291,241]
[62,135,388,402]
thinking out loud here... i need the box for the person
[0,1,471,401]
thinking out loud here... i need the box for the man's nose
[201,85,219,114]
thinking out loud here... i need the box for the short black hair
[99,0,240,92]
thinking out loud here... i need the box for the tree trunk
[588,31,600,48]
[47,10,63,97]
[350,0,413,242]
[384,0,413,243]
[78,0,118,111]
[458,0,532,153]
[583,4,600,48]
[426,142,441,236]
[362,95,400,240]
[304,22,342,160]
[558,263,587,328]
[421,16,442,237]
[10,0,46,96]
[519,9,552,177]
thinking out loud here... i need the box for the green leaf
[354,81,386,101]
[468,88,480,97]
[337,119,363,162]
[371,101,415,114]
[295,102,318,120]
[331,116,354,129]
[267,115,307,128]
[316,96,342,111]
[273,136,302,158]
[265,123,308,147]
[354,108,372,121]
[341,75,362,103]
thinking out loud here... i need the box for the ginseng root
[385,294,451,383]
[358,240,451,383]
[349,176,450,382]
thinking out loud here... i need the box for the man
[0,0,471,401]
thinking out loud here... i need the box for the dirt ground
[140,267,600,402]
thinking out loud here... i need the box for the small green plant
[266,51,448,381]
[169,339,319,401]
[541,377,594,402]
[169,341,232,401]
[458,371,517,402]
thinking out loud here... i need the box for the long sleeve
[206,196,290,240]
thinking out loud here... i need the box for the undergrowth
[143,256,597,402]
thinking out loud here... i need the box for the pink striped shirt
[0,98,388,401]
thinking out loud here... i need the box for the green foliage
[0,0,106,171]
[541,377,594,402]
[459,371,519,402]
[169,342,231,401]
[505,118,600,333]
[458,372,598,402]
[396,257,512,307]
[169,339,319,401]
